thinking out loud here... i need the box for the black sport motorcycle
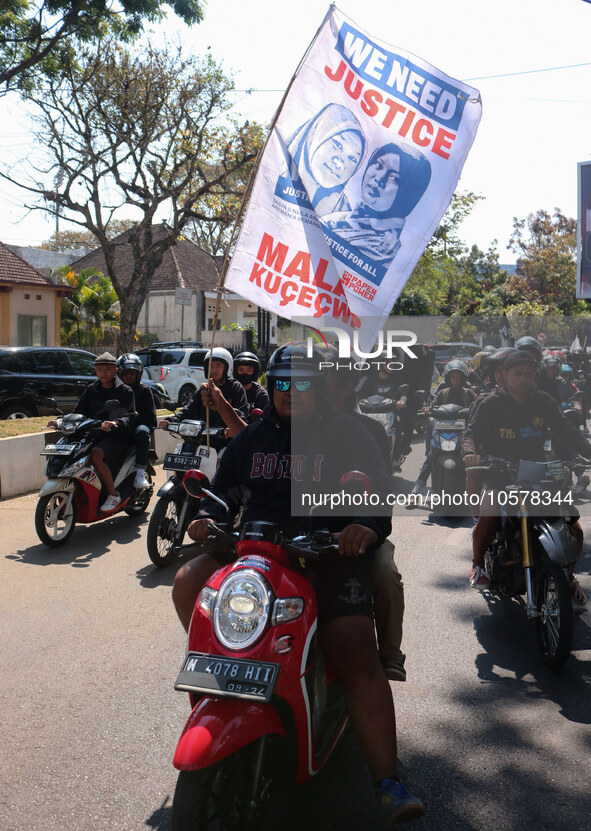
[477,457,584,668]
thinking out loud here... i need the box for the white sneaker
[134,470,150,489]
[100,493,121,512]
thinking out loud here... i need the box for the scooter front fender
[39,478,75,497]
[173,696,285,771]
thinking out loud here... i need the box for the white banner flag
[225,5,482,349]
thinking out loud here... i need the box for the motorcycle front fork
[521,515,538,618]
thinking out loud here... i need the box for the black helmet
[266,342,323,380]
[117,353,143,378]
[444,359,468,382]
[488,347,515,366]
[234,351,261,378]
[515,336,542,357]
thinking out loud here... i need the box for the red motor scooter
[171,469,370,830]
[35,403,153,547]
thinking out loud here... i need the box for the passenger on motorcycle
[413,360,475,493]
[462,349,591,602]
[159,347,248,437]
[358,359,412,471]
[116,353,156,490]
[73,352,136,512]
[233,350,269,416]
[172,343,425,823]
[538,354,574,406]
[326,355,407,682]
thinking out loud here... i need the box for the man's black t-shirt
[171,378,248,428]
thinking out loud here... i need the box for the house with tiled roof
[71,224,277,344]
[0,241,71,346]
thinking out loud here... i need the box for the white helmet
[204,347,234,379]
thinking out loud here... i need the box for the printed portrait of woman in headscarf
[283,103,366,216]
[322,142,432,266]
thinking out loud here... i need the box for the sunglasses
[274,379,312,392]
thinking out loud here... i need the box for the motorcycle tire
[535,561,573,669]
[147,495,184,567]
[171,744,263,831]
[35,492,77,547]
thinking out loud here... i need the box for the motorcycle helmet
[488,347,516,366]
[203,347,234,379]
[562,364,574,378]
[482,345,497,354]
[515,336,543,359]
[266,342,323,379]
[444,359,468,383]
[469,351,488,370]
[540,354,561,371]
[233,351,261,384]
[116,352,143,382]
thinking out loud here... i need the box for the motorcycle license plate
[433,419,465,430]
[175,652,279,702]
[163,453,202,472]
[40,444,76,455]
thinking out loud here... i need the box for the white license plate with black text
[163,453,202,472]
[175,652,279,702]
[41,444,76,455]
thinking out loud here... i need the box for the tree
[392,191,484,315]
[508,208,578,314]
[57,266,119,347]
[0,0,204,92]
[3,39,262,351]
[185,121,266,257]
[41,219,137,251]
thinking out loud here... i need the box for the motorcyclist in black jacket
[116,353,156,489]
[233,350,269,416]
[171,343,425,822]
[159,347,248,437]
[73,352,135,512]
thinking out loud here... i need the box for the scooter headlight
[214,570,272,650]
[60,454,90,477]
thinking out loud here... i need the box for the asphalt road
[1,442,590,831]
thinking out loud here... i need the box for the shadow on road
[5,512,148,567]
[470,592,591,724]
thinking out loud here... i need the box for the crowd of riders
[56,334,591,825]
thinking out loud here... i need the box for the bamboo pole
[204,3,336,449]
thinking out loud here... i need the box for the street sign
[175,288,192,306]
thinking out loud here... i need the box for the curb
[0,429,180,500]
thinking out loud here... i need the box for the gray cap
[94,351,117,365]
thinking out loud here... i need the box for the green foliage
[7,38,262,352]
[0,0,205,92]
[509,208,578,315]
[56,266,120,347]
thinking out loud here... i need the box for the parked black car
[0,346,173,419]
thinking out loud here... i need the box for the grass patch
[0,410,174,439]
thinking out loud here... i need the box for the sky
[1,0,591,263]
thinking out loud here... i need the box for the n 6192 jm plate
[40,444,76,455]
[175,651,279,702]
[163,453,202,472]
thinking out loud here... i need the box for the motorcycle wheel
[171,745,263,831]
[124,488,152,517]
[35,492,76,547]
[146,495,184,567]
[535,561,573,668]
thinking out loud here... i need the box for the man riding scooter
[172,343,426,824]
[159,347,248,437]
[68,352,135,512]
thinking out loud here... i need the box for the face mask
[236,372,253,386]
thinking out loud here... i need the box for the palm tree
[56,267,120,348]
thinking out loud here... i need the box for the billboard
[577,160,591,298]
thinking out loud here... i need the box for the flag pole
[204,3,336,449]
